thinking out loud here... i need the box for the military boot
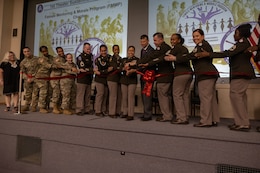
[63,109,72,115]
[21,105,29,112]
[31,107,37,112]
[52,105,61,114]
[39,108,48,113]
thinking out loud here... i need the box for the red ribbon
[139,70,156,97]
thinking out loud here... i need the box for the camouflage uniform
[20,55,39,111]
[32,55,52,112]
[46,55,55,109]
[60,61,77,114]
[50,55,66,113]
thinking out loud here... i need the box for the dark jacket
[107,54,122,82]
[209,38,256,80]
[76,52,93,85]
[170,43,193,77]
[94,54,111,85]
[189,40,219,82]
[147,42,174,83]
[120,56,139,85]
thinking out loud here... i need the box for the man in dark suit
[138,35,155,121]
[139,32,174,122]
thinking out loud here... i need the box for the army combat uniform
[20,55,39,111]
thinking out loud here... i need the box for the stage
[0,105,259,173]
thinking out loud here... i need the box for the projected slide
[149,0,260,77]
[34,0,128,60]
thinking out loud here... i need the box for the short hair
[56,47,63,51]
[100,44,107,50]
[112,44,119,50]
[153,32,164,39]
[23,46,31,51]
[193,29,204,36]
[66,53,73,58]
[140,34,149,40]
[128,45,135,50]
[39,45,48,52]
[236,23,252,38]
[83,42,90,46]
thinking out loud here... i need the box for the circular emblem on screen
[52,21,83,56]
[74,37,106,62]
[37,4,43,13]
[177,1,234,47]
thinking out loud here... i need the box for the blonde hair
[2,51,18,63]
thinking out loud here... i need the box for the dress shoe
[121,114,128,118]
[95,113,102,116]
[126,116,134,121]
[76,112,84,116]
[108,114,117,118]
[171,119,189,125]
[212,122,218,127]
[141,117,152,121]
[230,125,251,132]
[156,117,171,122]
[193,123,212,127]
[256,126,260,132]
[228,124,237,129]
[102,111,108,116]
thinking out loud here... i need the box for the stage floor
[0,105,259,173]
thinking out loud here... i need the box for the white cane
[14,71,23,114]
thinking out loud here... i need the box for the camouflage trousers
[23,80,34,106]
[50,80,61,105]
[60,78,76,109]
[32,79,49,109]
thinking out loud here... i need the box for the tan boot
[21,105,29,112]
[53,105,61,114]
[39,108,48,113]
[31,107,37,112]
[63,109,72,115]
[69,109,76,114]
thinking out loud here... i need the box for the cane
[14,71,23,114]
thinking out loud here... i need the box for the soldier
[32,46,52,113]
[50,47,66,114]
[60,53,78,115]
[75,42,93,115]
[107,45,122,118]
[120,46,139,121]
[93,44,110,116]
[20,47,39,112]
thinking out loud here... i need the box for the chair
[190,80,218,116]
[90,87,97,110]
[190,80,200,116]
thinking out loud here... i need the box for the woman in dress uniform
[120,46,139,121]
[164,33,193,124]
[188,29,220,127]
[94,44,110,116]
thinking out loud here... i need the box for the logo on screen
[177,1,234,46]
[37,4,43,13]
[75,37,106,63]
[52,21,83,55]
